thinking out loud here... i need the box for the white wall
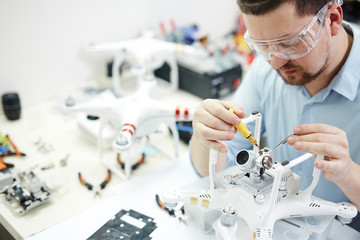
[0,0,240,109]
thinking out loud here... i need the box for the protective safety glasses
[244,1,334,61]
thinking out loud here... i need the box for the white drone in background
[64,36,206,180]
[161,112,358,240]
[65,71,193,181]
[87,32,209,96]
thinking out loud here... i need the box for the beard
[277,56,330,86]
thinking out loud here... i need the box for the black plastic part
[154,62,171,82]
[2,92,21,120]
[176,121,193,144]
[281,161,289,166]
[87,115,99,120]
[107,61,113,77]
[259,167,265,176]
[87,209,157,240]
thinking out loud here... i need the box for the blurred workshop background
[0,0,242,110]
[1,0,359,109]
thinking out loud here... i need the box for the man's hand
[192,99,245,153]
[287,123,356,186]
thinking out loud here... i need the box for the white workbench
[0,86,202,239]
[25,150,360,240]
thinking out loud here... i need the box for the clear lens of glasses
[244,2,332,60]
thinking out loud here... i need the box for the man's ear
[329,4,343,36]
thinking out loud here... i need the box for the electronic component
[1,171,52,215]
[87,209,157,240]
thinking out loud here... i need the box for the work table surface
[0,86,202,239]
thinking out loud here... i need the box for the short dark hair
[236,0,331,16]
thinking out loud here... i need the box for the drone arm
[260,167,283,227]
[112,52,138,97]
[297,154,323,199]
[283,152,314,170]
[278,197,358,220]
[261,152,315,226]
[209,148,220,189]
[161,188,228,211]
[213,218,237,240]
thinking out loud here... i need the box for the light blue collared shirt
[225,22,360,203]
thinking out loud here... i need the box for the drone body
[87,34,209,96]
[65,75,193,180]
[161,113,358,240]
[64,35,205,180]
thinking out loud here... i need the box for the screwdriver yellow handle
[228,108,251,138]
[228,108,258,146]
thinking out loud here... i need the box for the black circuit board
[87,209,157,240]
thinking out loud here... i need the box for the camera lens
[236,149,256,171]
[261,155,273,169]
[236,150,249,165]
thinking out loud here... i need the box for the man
[190,0,360,230]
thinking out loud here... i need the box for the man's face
[243,2,331,86]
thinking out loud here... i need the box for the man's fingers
[294,123,343,135]
[288,133,343,146]
[195,107,234,132]
[194,122,235,142]
[202,99,245,126]
[314,159,341,174]
[293,141,348,159]
[206,140,229,153]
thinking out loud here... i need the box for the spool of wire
[2,92,21,120]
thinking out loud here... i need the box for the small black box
[178,63,242,99]
[155,60,242,99]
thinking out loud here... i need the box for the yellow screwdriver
[228,108,258,147]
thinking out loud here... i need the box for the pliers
[117,153,145,170]
[78,169,111,197]
[0,157,14,172]
[155,194,187,226]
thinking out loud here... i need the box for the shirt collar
[327,22,360,101]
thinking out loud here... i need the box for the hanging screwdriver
[227,108,258,147]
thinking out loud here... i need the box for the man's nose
[269,54,288,69]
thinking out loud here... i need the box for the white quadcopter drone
[87,34,209,96]
[64,36,207,180]
[65,70,194,181]
[161,112,358,240]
